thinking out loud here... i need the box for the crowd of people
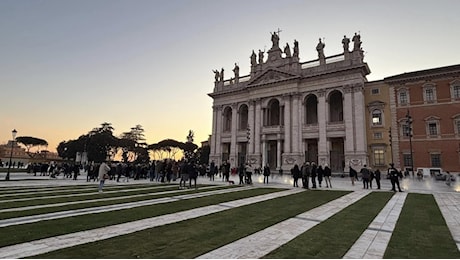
[290,162,332,189]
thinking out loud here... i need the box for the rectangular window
[399,92,407,105]
[428,123,438,136]
[402,124,411,137]
[431,154,441,167]
[373,149,385,166]
[371,88,380,95]
[425,89,434,102]
[372,110,382,125]
[403,154,413,167]
[456,120,460,134]
[454,86,460,99]
[373,132,382,139]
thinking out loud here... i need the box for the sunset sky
[1,0,459,153]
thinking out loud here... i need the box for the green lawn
[384,193,460,259]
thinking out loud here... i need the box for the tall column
[215,105,222,160]
[277,134,282,169]
[292,93,300,153]
[317,90,328,162]
[343,85,355,155]
[210,105,218,157]
[230,103,238,166]
[255,99,262,161]
[262,135,267,167]
[353,84,367,161]
[248,100,255,154]
[283,95,291,153]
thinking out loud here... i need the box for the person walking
[317,165,324,188]
[301,162,310,189]
[369,168,375,189]
[98,160,111,193]
[310,162,317,188]
[291,164,301,187]
[238,163,245,185]
[324,163,332,188]
[221,160,230,182]
[349,166,357,185]
[263,163,271,184]
[388,163,403,192]
[360,165,370,189]
[374,169,381,189]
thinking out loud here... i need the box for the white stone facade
[209,33,370,172]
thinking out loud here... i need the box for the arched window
[305,94,318,124]
[223,107,232,132]
[238,104,249,130]
[267,99,281,126]
[329,90,343,122]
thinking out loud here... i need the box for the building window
[373,148,385,166]
[455,117,460,135]
[373,132,382,139]
[371,88,380,95]
[372,109,382,126]
[453,85,460,99]
[431,153,441,167]
[398,91,408,105]
[402,123,411,138]
[450,80,460,100]
[423,84,437,103]
[403,154,413,167]
[428,123,438,136]
[425,117,440,138]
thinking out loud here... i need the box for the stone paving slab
[434,192,460,251]
[343,192,407,259]
[0,189,302,259]
[197,190,371,259]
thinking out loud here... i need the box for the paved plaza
[0,171,459,258]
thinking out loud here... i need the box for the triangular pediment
[247,68,299,86]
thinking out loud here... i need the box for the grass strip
[0,183,170,200]
[384,193,460,259]
[0,184,194,210]
[33,190,350,259]
[0,185,226,219]
[0,187,283,247]
[264,191,394,258]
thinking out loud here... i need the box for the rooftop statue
[284,43,291,58]
[316,38,325,59]
[271,31,280,49]
[342,35,350,53]
[352,32,362,51]
[212,69,220,82]
[293,39,299,58]
[233,63,239,79]
[258,49,264,64]
[250,50,257,66]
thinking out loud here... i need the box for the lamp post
[5,129,17,181]
[405,110,414,177]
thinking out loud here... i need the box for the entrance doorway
[329,138,344,172]
[304,139,318,164]
[267,140,277,169]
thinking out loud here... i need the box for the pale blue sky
[1,0,459,152]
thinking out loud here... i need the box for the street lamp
[5,129,17,181]
[405,110,414,177]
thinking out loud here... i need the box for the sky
[1,0,460,153]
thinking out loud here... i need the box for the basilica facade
[208,32,371,172]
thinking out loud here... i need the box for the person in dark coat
[374,169,381,189]
[349,166,357,185]
[388,163,403,192]
[263,164,271,184]
[323,164,332,188]
[301,162,310,189]
[187,161,198,189]
[238,163,245,185]
[291,164,301,187]
[360,164,370,189]
[317,165,324,188]
[310,162,317,188]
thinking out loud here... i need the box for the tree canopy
[16,136,48,153]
